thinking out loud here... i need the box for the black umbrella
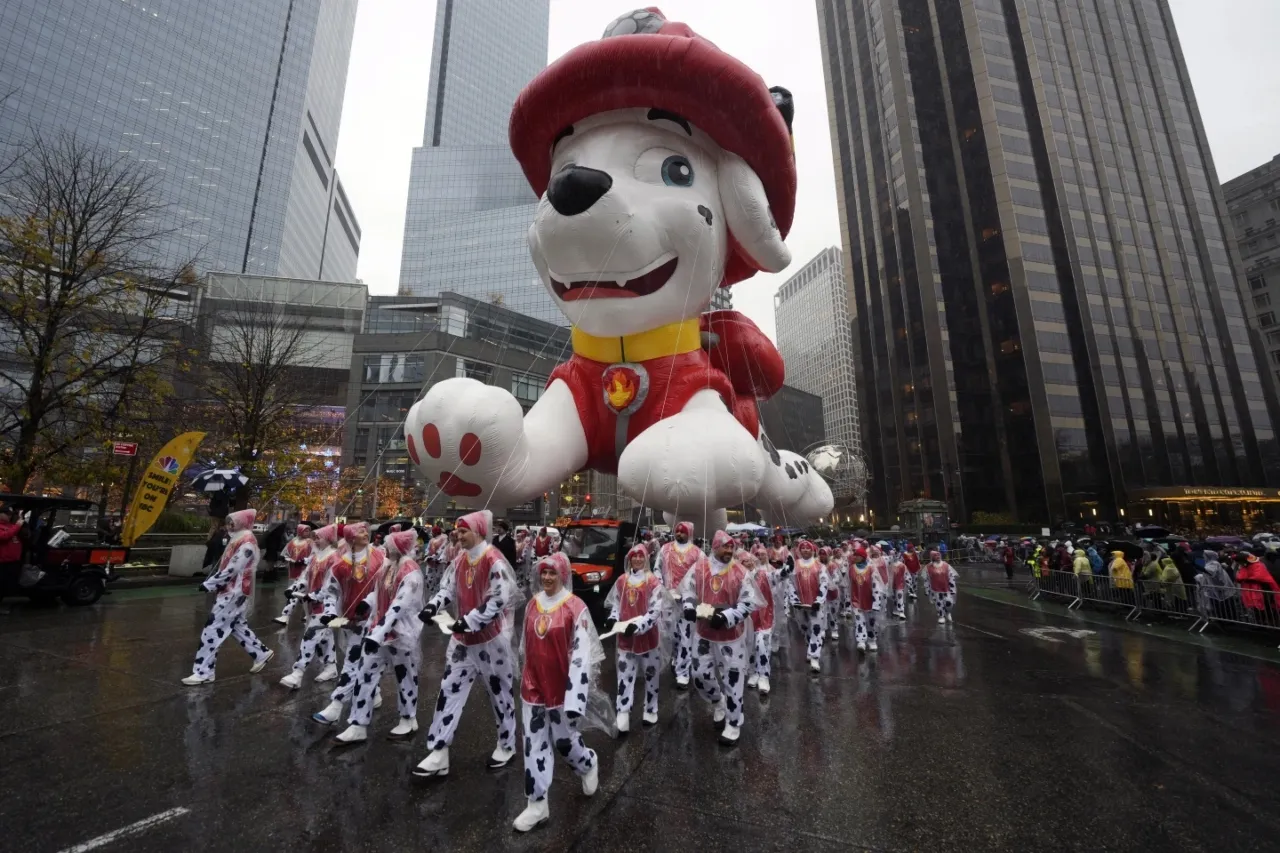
[190,469,249,494]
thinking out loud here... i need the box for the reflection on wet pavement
[2,577,1279,851]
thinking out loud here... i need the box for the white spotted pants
[190,597,269,679]
[905,571,918,599]
[522,703,596,803]
[277,594,299,622]
[929,590,957,616]
[292,615,336,675]
[854,609,880,646]
[692,635,748,728]
[672,618,694,681]
[426,635,517,752]
[825,598,841,635]
[893,588,906,617]
[616,649,660,717]
[796,609,825,660]
[329,629,365,704]
[348,642,421,726]
[751,629,772,679]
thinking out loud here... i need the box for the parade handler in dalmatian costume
[926,550,960,624]
[335,529,427,744]
[274,523,314,625]
[657,520,702,689]
[278,523,342,689]
[311,523,386,725]
[679,529,763,745]
[413,510,524,779]
[403,7,834,537]
[183,509,273,685]
[512,552,608,832]
[785,539,828,673]
[604,544,667,732]
[743,548,786,695]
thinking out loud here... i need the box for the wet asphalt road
[2,568,1279,852]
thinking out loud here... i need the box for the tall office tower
[0,0,362,281]
[774,247,865,505]
[398,0,558,324]
[818,0,1280,529]
[1223,156,1280,432]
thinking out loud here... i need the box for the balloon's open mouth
[551,256,677,302]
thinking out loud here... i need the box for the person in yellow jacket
[1072,549,1093,588]
[1108,551,1135,606]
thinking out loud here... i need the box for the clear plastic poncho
[515,586,616,738]
[604,547,674,668]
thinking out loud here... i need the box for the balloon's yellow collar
[571,319,701,364]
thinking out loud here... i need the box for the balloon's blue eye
[661,155,694,188]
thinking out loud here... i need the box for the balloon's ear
[718,151,791,274]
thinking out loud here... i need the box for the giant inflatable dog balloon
[405,7,834,525]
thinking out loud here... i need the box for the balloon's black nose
[547,166,612,216]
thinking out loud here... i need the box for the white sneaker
[642,710,659,725]
[946,612,953,622]
[273,615,288,625]
[746,674,759,688]
[809,658,820,673]
[675,675,689,689]
[488,744,517,769]
[615,712,630,733]
[581,750,599,795]
[181,674,213,686]
[388,717,418,740]
[312,700,344,725]
[937,616,945,624]
[869,639,878,651]
[856,641,867,652]
[712,698,726,725]
[335,724,367,744]
[718,723,741,745]
[757,677,770,695]
[373,687,382,709]
[895,611,906,620]
[831,628,839,639]
[512,798,550,832]
[279,671,303,690]
[250,649,274,673]
[315,664,338,683]
[413,747,450,778]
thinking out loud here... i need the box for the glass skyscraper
[397,0,559,325]
[774,247,865,505]
[0,0,361,282]
[818,0,1280,528]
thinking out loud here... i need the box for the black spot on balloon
[785,463,797,480]
[697,204,713,226]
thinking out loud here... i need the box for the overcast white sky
[334,0,1280,340]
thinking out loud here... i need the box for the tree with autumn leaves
[0,132,196,493]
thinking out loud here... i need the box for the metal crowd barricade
[1187,584,1280,634]
[1132,577,1197,626]
[1031,568,1143,620]
[1022,565,1280,638]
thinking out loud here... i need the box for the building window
[1267,330,1280,345]
[1260,311,1276,328]
[362,353,425,383]
[1271,351,1280,366]
[1256,293,1272,309]
[455,357,493,383]
[1251,274,1267,290]
[511,373,544,405]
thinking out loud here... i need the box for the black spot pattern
[394,664,407,681]
[525,769,536,795]
[489,675,502,695]
[784,463,797,480]
[529,711,546,733]
[697,204,713,226]
[554,737,572,756]
[436,693,447,712]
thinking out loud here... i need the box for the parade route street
[2,571,1278,852]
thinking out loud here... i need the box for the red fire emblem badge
[601,363,649,416]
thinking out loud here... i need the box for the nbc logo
[158,456,181,475]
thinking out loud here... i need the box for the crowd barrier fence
[1025,568,1280,635]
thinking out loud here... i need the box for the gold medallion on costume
[626,586,639,607]
[710,574,724,595]
[465,564,475,587]
[534,612,552,639]
[354,556,366,582]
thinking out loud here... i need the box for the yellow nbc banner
[121,431,205,547]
